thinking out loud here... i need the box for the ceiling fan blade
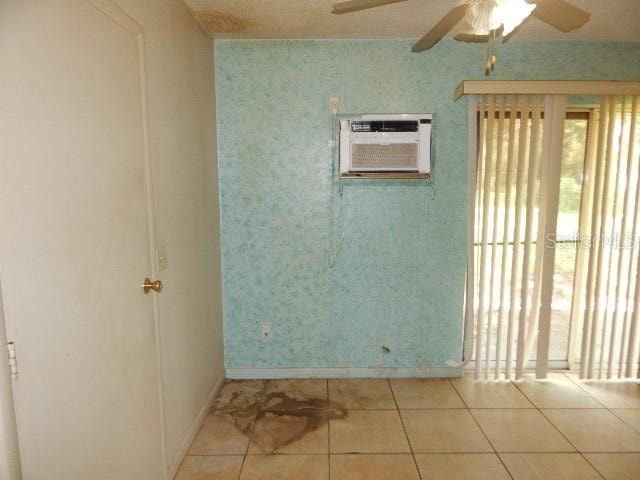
[332,0,408,15]
[412,4,467,52]
[531,0,590,33]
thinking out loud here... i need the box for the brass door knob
[141,278,163,294]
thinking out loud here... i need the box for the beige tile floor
[176,373,640,480]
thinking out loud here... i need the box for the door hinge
[7,342,17,380]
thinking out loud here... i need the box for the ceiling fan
[331,0,591,72]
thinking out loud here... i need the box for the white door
[0,1,166,479]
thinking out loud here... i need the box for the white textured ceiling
[185,0,640,41]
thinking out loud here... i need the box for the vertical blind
[576,95,640,379]
[471,94,548,380]
[469,94,640,380]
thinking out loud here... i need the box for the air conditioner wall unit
[339,114,432,176]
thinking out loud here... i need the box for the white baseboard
[225,366,462,379]
[167,374,225,479]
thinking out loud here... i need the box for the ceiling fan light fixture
[459,0,536,74]
[497,0,536,35]
[462,0,535,36]
[463,0,501,36]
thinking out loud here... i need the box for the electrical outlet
[329,96,340,115]
[261,324,272,340]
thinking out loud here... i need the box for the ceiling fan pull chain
[485,29,494,75]
[491,30,497,70]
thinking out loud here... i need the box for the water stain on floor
[211,380,346,454]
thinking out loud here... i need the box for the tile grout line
[608,409,640,435]
[247,405,633,411]
[186,449,638,456]
[234,415,252,480]
[448,377,516,480]
[561,371,640,435]
[561,371,640,428]
[387,378,424,480]
[234,380,268,480]
[560,372,610,409]
[327,378,331,480]
[511,378,608,480]
[559,371,640,473]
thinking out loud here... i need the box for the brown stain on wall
[193,11,251,34]
[212,381,346,454]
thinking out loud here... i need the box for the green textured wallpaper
[214,39,640,373]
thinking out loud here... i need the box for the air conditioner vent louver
[351,143,418,170]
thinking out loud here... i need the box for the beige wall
[114,0,223,474]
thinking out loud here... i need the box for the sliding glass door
[470,95,640,380]
[531,111,590,367]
